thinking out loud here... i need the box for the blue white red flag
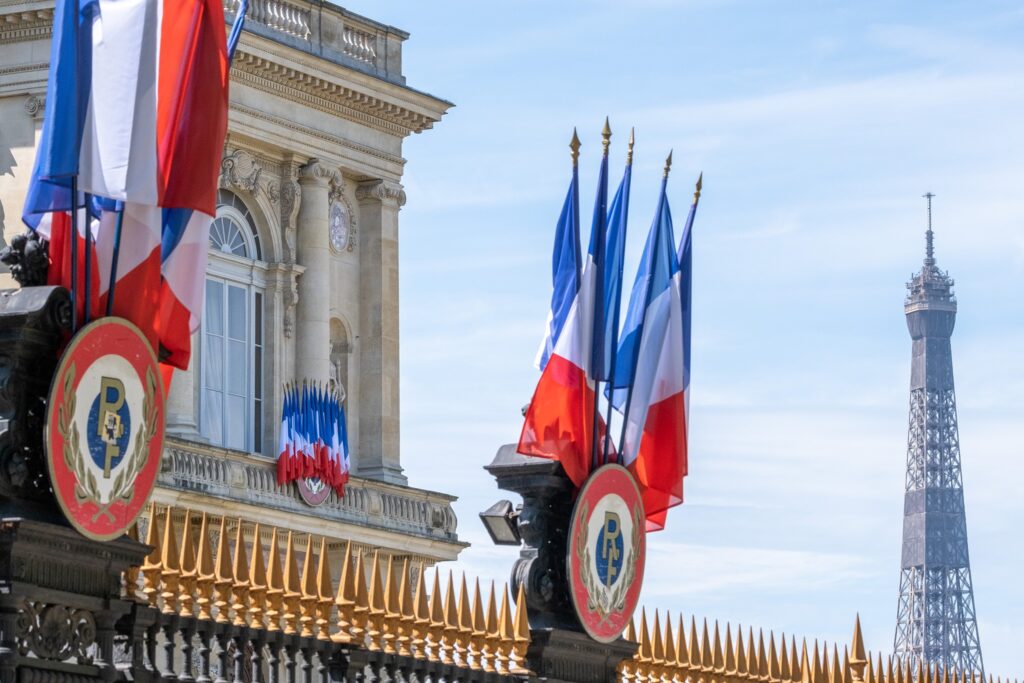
[276,383,349,495]
[534,141,581,371]
[23,0,242,370]
[615,165,688,531]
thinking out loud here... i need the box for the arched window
[200,192,265,453]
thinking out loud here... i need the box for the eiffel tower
[893,194,984,673]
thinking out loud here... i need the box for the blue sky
[340,1,1024,674]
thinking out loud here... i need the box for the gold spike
[850,615,867,683]
[382,555,400,654]
[769,632,781,681]
[177,510,197,618]
[712,620,724,671]
[843,647,853,683]
[159,507,180,615]
[469,578,487,669]
[297,534,317,637]
[601,117,612,156]
[426,569,446,660]
[496,583,514,675]
[664,150,674,179]
[800,639,811,683]
[688,616,701,668]
[864,654,876,683]
[780,633,792,681]
[213,516,233,624]
[759,629,769,678]
[231,520,250,627]
[701,618,714,669]
[349,551,369,643]
[395,558,415,656]
[314,537,333,641]
[365,551,385,650]
[694,172,703,204]
[570,129,581,167]
[411,562,431,654]
[638,608,652,662]
[193,513,215,620]
[511,582,530,674]
[652,611,665,665]
[440,571,459,664]
[664,614,677,669]
[141,504,163,608]
[737,624,749,676]
[481,582,499,673]
[454,574,474,666]
[247,523,267,628]
[724,623,736,673]
[831,645,843,683]
[331,540,354,644]
[792,637,802,683]
[621,618,638,683]
[281,531,302,635]
[676,615,689,670]
[890,656,900,683]
[265,528,284,632]
[626,127,635,166]
[747,627,758,678]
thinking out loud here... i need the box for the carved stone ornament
[328,174,358,252]
[279,162,301,263]
[297,158,332,184]
[23,94,45,120]
[219,149,262,193]
[355,179,406,207]
[16,601,97,663]
[0,231,50,287]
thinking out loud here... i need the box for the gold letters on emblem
[98,376,126,478]
[600,511,622,587]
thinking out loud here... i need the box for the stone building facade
[0,0,462,565]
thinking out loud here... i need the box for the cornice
[232,50,441,137]
[356,179,406,207]
[229,102,405,169]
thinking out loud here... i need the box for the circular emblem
[45,318,166,541]
[567,464,646,643]
[297,477,331,506]
[329,203,349,253]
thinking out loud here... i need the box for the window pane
[203,388,223,445]
[227,285,246,341]
[227,339,247,395]
[226,394,246,451]
[254,293,263,345]
[205,280,224,336]
[204,335,224,391]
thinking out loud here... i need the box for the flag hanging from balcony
[22,0,246,370]
[277,382,350,495]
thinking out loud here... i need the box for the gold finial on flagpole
[694,172,703,203]
[570,129,581,167]
[627,127,635,165]
[664,150,673,179]
[601,117,612,156]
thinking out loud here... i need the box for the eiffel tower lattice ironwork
[893,193,984,673]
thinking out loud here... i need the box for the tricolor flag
[614,160,689,531]
[534,131,582,371]
[276,383,350,495]
[518,124,615,486]
[23,0,244,370]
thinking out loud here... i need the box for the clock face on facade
[330,203,349,252]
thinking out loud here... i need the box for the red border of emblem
[45,317,166,541]
[297,477,332,506]
[567,463,647,643]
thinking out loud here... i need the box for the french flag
[518,141,612,487]
[614,168,688,531]
[23,0,241,370]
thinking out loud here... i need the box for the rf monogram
[97,376,126,477]
[600,511,622,587]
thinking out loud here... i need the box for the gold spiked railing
[620,609,1003,683]
[121,505,531,682]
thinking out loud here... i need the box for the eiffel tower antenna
[894,196,984,674]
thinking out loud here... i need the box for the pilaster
[354,179,406,485]
[294,160,332,384]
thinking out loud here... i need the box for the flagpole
[69,176,79,332]
[589,118,611,474]
[618,151,672,457]
[106,204,125,316]
[601,128,633,466]
[83,192,92,324]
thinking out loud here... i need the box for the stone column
[295,160,332,383]
[166,330,200,438]
[355,179,406,485]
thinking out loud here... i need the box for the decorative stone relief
[219,149,262,193]
[297,158,332,184]
[279,164,301,263]
[282,268,299,338]
[16,601,97,663]
[328,172,358,252]
[355,179,406,207]
[23,94,45,120]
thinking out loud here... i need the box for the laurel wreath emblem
[576,500,643,624]
[58,363,158,522]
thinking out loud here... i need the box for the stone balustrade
[158,438,461,548]
[221,0,406,84]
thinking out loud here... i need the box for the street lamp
[479,499,521,546]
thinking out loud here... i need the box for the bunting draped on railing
[276,381,349,494]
